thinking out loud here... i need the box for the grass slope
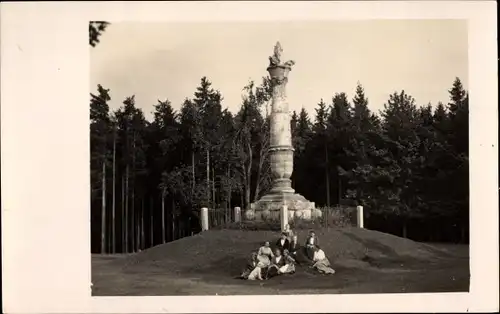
[92,227,469,295]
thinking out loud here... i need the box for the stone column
[357,205,364,228]
[249,42,315,222]
[268,64,295,195]
[200,207,209,231]
[280,205,288,231]
[234,207,241,223]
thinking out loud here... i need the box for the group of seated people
[240,225,336,281]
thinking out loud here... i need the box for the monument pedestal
[248,191,317,222]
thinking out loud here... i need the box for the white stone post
[356,205,364,228]
[280,205,288,231]
[200,207,209,231]
[234,207,241,223]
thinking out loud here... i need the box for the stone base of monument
[246,192,320,222]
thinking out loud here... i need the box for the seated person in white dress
[311,246,335,274]
[244,242,275,280]
[279,249,296,274]
[257,241,274,267]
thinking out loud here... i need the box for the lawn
[91,227,469,295]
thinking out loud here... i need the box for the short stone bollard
[234,207,241,223]
[280,205,288,231]
[200,207,209,231]
[356,205,364,228]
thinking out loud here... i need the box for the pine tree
[341,83,382,207]
[327,92,354,204]
[217,109,241,212]
[310,99,330,206]
[150,99,181,242]
[232,80,268,208]
[253,78,272,201]
[114,96,148,252]
[446,77,469,241]
[178,98,203,205]
[380,91,425,236]
[194,77,224,209]
[89,22,110,47]
[90,84,111,253]
[291,108,313,196]
[110,115,118,253]
[291,110,298,137]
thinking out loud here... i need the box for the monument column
[267,54,295,194]
[247,42,318,222]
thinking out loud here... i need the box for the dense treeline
[90,76,469,253]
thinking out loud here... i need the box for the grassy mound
[117,227,454,278]
[93,227,469,295]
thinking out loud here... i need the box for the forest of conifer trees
[90,75,469,254]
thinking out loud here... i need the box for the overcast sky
[90,20,468,121]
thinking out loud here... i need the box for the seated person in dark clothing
[265,248,286,279]
[240,252,261,280]
[276,232,290,253]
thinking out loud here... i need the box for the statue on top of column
[269,41,295,68]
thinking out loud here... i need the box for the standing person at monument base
[283,224,295,241]
[289,235,299,256]
[305,230,320,259]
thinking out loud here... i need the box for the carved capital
[271,76,287,86]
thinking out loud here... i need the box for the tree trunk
[111,132,116,253]
[254,147,265,202]
[240,188,244,210]
[171,198,176,241]
[191,151,195,194]
[131,188,136,252]
[206,149,210,208]
[325,144,331,207]
[245,142,253,209]
[161,190,166,243]
[125,165,129,253]
[101,160,106,254]
[141,198,145,250]
[402,222,407,238]
[131,132,136,252]
[227,166,231,222]
[121,174,125,253]
[338,172,342,204]
[460,224,465,244]
[212,166,216,208]
[150,195,154,247]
